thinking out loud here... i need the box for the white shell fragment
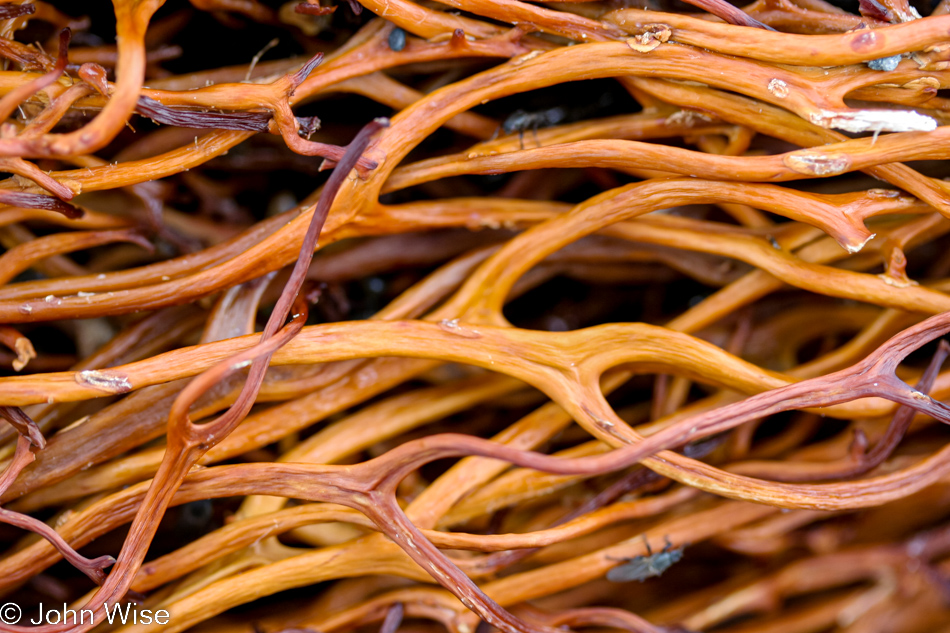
[767,78,789,98]
[783,152,851,176]
[809,109,937,133]
[75,370,133,394]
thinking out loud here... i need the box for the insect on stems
[607,536,685,582]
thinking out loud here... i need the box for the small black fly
[607,535,684,582]
[499,92,616,149]
[501,107,566,149]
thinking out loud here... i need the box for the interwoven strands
[0,1,949,632]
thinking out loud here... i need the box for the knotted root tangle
[3,1,950,633]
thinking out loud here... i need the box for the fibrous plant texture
[3,0,950,632]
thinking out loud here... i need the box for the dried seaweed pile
[5,0,950,631]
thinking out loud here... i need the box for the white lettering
[105,602,133,625]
